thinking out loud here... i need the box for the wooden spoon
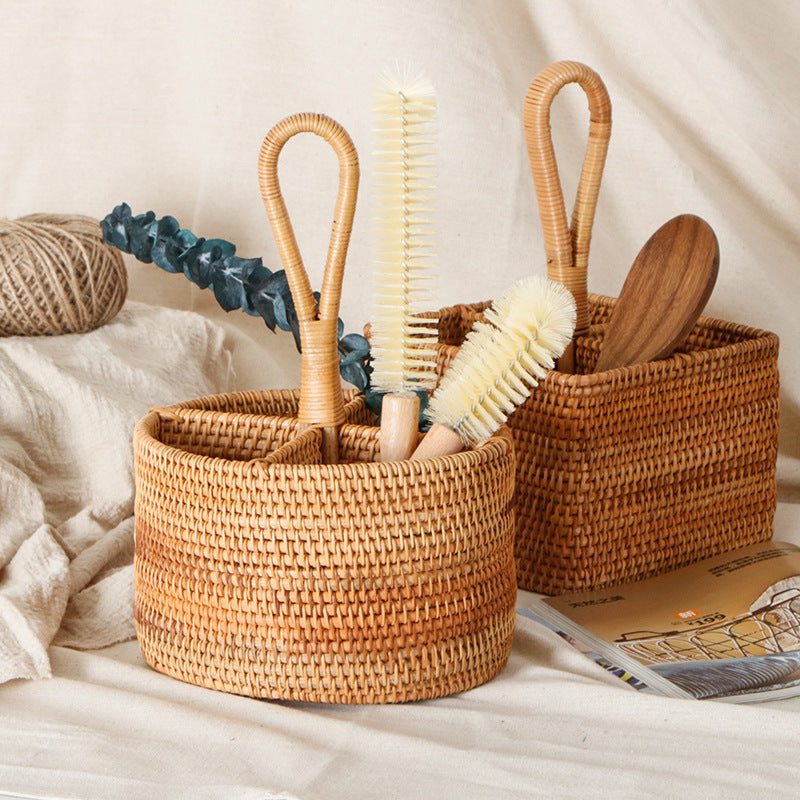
[594,214,719,372]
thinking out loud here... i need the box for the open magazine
[521,540,800,703]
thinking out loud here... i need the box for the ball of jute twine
[0,214,127,336]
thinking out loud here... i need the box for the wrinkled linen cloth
[0,301,235,682]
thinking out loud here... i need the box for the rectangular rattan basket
[435,293,779,595]
[429,61,780,595]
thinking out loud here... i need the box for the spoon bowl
[594,214,719,372]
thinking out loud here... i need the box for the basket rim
[432,293,779,392]
[134,393,515,479]
[164,386,362,415]
[433,292,777,341]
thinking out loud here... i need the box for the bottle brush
[370,65,440,461]
[411,276,577,460]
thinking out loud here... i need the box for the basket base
[135,609,516,704]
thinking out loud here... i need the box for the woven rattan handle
[258,113,359,461]
[523,61,611,342]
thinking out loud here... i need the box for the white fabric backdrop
[0,0,796,489]
[2,2,800,798]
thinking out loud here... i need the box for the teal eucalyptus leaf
[240,261,277,327]
[100,203,134,252]
[182,238,235,290]
[340,361,369,392]
[149,217,184,273]
[129,211,156,262]
[338,333,370,366]
[211,255,249,312]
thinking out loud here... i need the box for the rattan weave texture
[436,295,779,595]
[134,392,517,702]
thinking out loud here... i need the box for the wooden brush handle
[379,392,420,462]
[523,61,611,365]
[258,113,359,463]
[410,423,464,461]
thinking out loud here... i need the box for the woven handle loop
[523,61,611,335]
[258,113,359,430]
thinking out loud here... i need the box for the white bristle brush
[371,65,440,462]
[410,276,577,460]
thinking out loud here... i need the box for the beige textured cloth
[0,302,235,682]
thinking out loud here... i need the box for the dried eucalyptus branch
[100,204,372,392]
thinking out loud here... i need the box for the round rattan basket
[133,391,516,703]
[132,113,518,703]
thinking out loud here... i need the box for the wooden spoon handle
[524,61,612,369]
[257,113,360,462]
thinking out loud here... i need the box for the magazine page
[525,541,800,702]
